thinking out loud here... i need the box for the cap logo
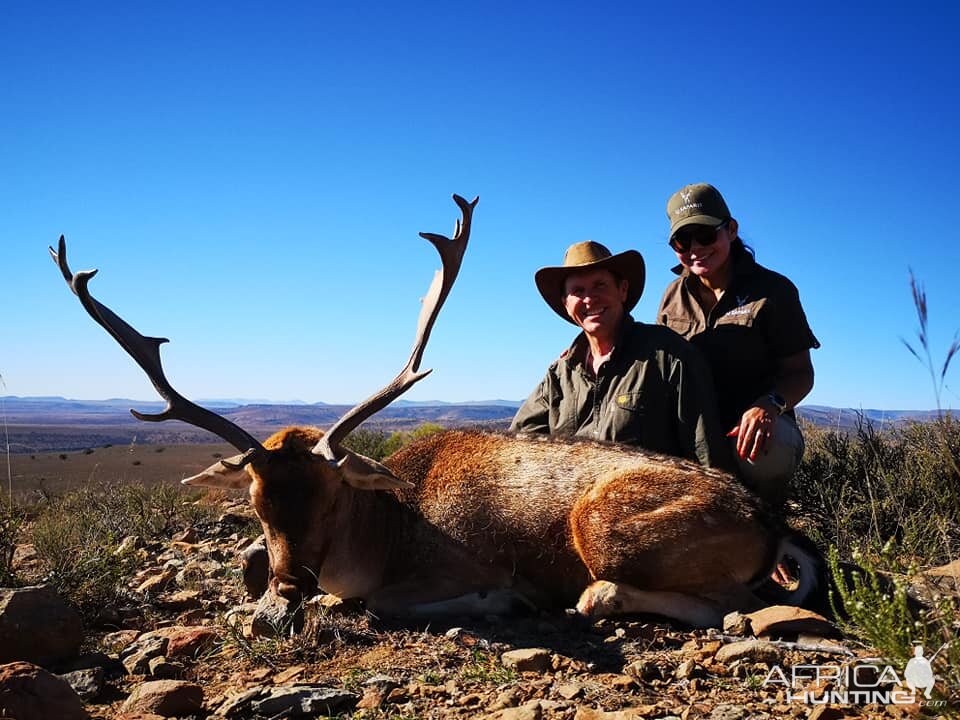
[680,190,692,202]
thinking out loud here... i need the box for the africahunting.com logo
[761,644,949,707]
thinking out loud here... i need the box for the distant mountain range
[0,396,953,454]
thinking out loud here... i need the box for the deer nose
[276,581,303,604]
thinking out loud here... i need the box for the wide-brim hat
[534,241,646,324]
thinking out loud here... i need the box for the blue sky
[3,2,958,410]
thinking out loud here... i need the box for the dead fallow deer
[51,193,823,630]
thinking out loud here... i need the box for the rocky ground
[2,498,956,720]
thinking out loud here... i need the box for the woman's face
[672,221,735,280]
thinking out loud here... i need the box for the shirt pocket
[661,314,695,338]
[612,390,645,415]
[715,301,762,328]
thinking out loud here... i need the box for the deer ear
[333,450,415,491]
[182,455,252,490]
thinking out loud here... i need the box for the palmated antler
[50,236,267,466]
[314,193,478,461]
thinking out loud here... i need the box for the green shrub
[0,499,25,587]
[792,415,960,567]
[29,482,214,620]
[342,428,391,462]
[382,422,445,459]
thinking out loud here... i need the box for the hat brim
[535,250,646,325]
[669,213,726,237]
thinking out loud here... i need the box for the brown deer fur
[186,425,819,628]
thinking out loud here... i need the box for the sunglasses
[669,220,729,253]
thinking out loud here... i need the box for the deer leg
[366,579,535,618]
[575,580,723,628]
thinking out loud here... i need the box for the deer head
[52,194,478,615]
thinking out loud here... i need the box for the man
[511,240,733,471]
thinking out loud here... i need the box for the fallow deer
[51,194,823,630]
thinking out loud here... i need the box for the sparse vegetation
[0,498,25,586]
[790,273,960,716]
[25,482,215,620]
[344,423,446,462]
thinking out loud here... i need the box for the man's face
[563,268,628,338]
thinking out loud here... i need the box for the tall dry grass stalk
[0,373,11,503]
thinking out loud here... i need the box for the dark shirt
[657,249,820,429]
[511,315,734,470]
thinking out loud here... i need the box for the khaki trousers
[734,413,804,510]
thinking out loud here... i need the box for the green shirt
[657,250,820,429]
[511,316,734,470]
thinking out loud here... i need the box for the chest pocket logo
[614,391,644,414]
[717,301,760,327]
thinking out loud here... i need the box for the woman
[657,183,819,509]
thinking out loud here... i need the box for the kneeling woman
[657,183,820,510]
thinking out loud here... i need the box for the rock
[250,685,359,716]
[114,713,165,720]
[157,590,202,612]
[240,538,270,598]
[675,658,702,679]
[745,606,835,637]
[121,635,169,675]
[58,666,105,701]
[556,682,583,699]
[624,659,662,682]
[501,647,551,673]
[0,661,89,720]
[11,543,39,571]
[147,656,182,679]
[574,707,659,719]
[120,679,204,716]
[102,629,140,654]
[163,626,219,658]
[0,585,84,668]
[709,705,747,720]
[213,687,265,717]
[486,700,543,720]
[134,567,177,595]
[489,687,522,710]
[722,610,751,635]
[714,639,782,665]
[806,707,848,720]
[172,527,198,543]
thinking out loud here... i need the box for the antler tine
[314,194,478,460]
[50,236,267,463]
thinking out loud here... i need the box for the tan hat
[666,183,731,236]
[534,241,646,324]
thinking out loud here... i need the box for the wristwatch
[768,392,788,415]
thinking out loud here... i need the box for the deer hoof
[575,580,623,617]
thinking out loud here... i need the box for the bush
[0,499,25,587]
[792,414,960,567]
[29,482,214,620]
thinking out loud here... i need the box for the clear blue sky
[3,2,958,410]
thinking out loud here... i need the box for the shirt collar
[565,314,637,368]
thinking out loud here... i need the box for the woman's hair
[731,236,756,258]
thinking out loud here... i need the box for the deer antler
[50,236,267,465]
[314,193,478,461]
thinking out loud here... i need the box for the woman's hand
[726,401,778,462]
